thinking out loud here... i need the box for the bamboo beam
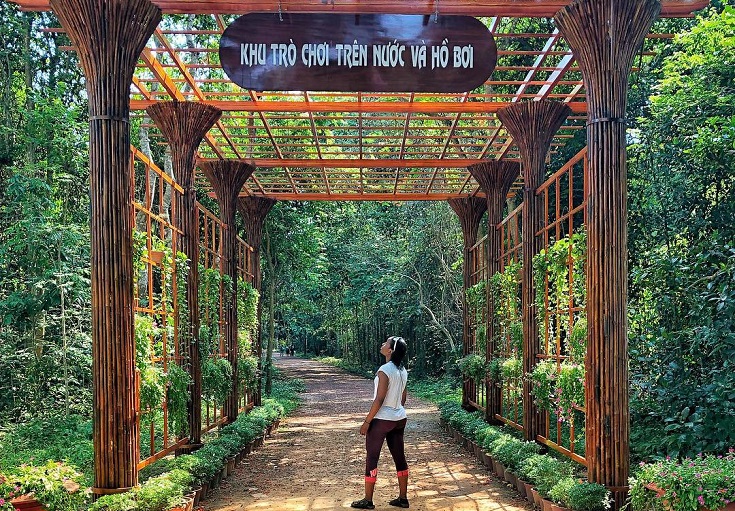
[10,0,709,17]
[467,161,520,424]
[235,192,478,201]
[48,0,161,494]
[130,99,589,115]
[237,196,277,407]
[448,197,488,408]
[497,100,570,443]
[555,1,660,507]
[146,101,222,446]
[199,161,255,422]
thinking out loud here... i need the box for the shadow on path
[204,357,532,511]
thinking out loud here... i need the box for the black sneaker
[389,497,410,508]
[351,498,375,509]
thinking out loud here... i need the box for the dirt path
[204,357,532,511]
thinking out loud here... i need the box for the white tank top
[373,362,408,421]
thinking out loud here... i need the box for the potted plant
[566,481,610,511]
[1,462,86,511]
[629,452,735,511]
[87,492,137,511]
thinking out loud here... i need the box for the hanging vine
[530,229,587,423]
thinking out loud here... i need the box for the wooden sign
[220,13,497,93]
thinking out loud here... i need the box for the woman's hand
[360,421,370,436]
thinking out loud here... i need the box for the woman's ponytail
[388,336,407,368]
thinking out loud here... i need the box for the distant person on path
[351,336,409,509]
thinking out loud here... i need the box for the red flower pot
[11,495,46,511]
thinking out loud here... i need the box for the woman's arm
[401,388,407,406]
[360,371,389,435]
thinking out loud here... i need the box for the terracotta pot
[244,442,253,455]
[192,486,203,506]
[524,482,535,502]
[504,469,518,487]
[11,495,46,511]
[148,250,164,265]
[211,470,222,488]
[550,503,569,511]
[183,493,195,511]
[531,488,543,508]
[481,451,491,468]
[200,481,210,498]
[515,477,527,498]
[492,459,506,478]
[541,498,554,511]
[226,456,236,474]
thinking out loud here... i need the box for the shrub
[527,456,574,497]
[88,492,137,511]
[629,452,735,511]
[550,477,576,507]
[5,461,87,511]
[567,481,611,511]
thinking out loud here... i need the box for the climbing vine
[530,230,587,423]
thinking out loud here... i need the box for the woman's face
[380,339,393,358]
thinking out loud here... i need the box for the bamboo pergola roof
[13,0,709,201]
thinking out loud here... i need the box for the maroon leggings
[364,418,408,482]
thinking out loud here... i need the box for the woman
[351,336,410,509]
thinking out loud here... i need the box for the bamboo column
[555,1,660,506]
[467,161,520,424]
[199,161,255,422]
[49,0,160,494]
[448,197,488,408]
[146,101,222,446]
[237,196,277,406]
[497,100,571,442]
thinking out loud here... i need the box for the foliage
[165,363,192,438]
[138,365,165,422]
[627,7,735,459]
[526,455,575,497]
[407,377,462,405]
[529,359,557,413]
[556,363,585,424]
[201,357,233,405]
[1,461,87,511]
[500,356,522,398]
[628,451,735,511]
[488,260,522,354]
[0,415,93,486]
[532,230,586,354]
[566,482,611,511]
[457,354,487,384]
[87,492,137,511]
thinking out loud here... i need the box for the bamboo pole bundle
[146,101,222,446]
[48,0,160,494]
[199,161,255,422]
[448,197,488,407]
[237,196,277,407]
[467,161,521,424]
[497,100,571,443]
[554,1,660,507]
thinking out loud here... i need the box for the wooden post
[555,1,660,506]
[497,100,571,442]
[48,0,160,494]
[199,161,255,422]
[237,196,277,406]
[467,162,520,424]
[146,101,222,446]
[448,197,487,408]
